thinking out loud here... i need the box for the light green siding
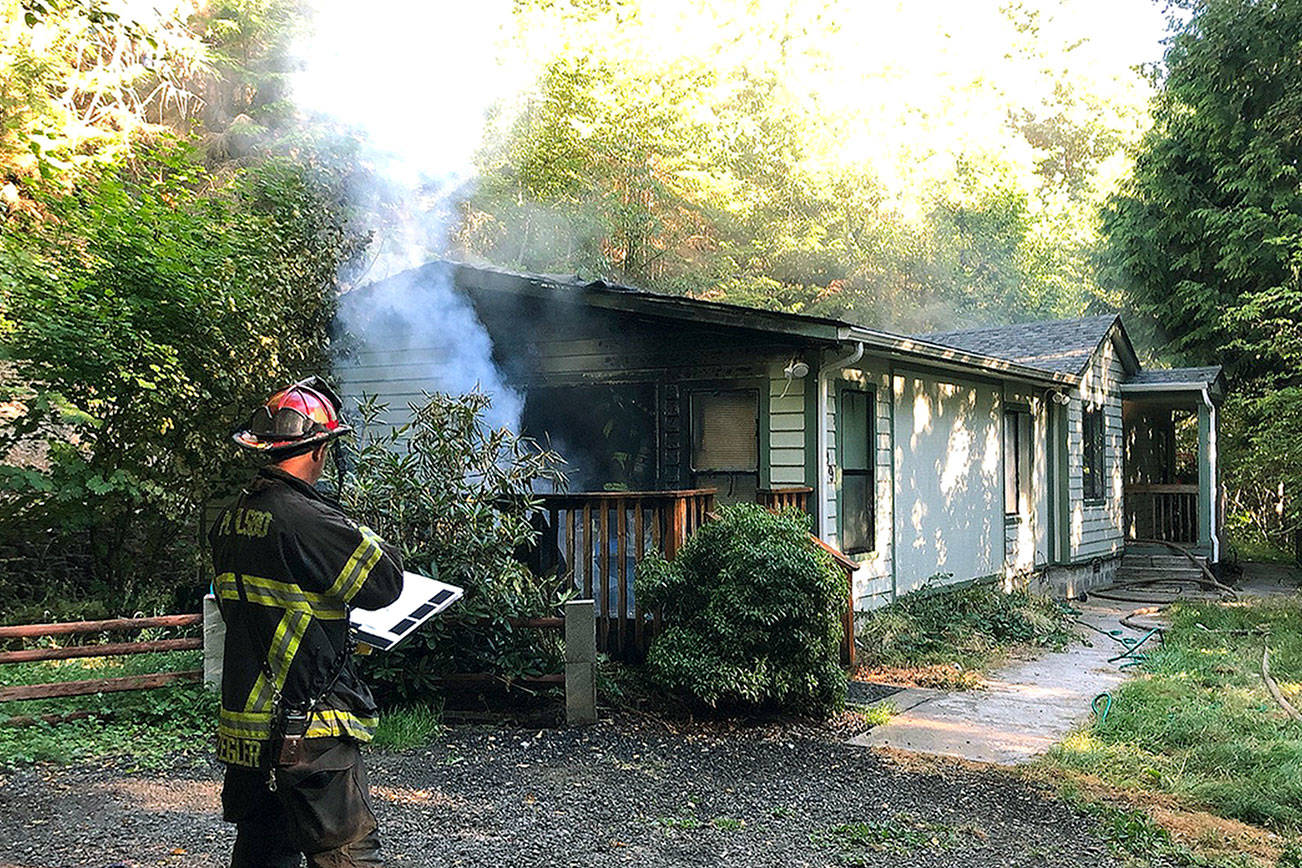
[891,369,1004,596]
[1068,335,1126,561]
[768,370,808,485]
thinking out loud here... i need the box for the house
[337,262,1225,644]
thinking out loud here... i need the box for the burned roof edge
[354,260,1082,387]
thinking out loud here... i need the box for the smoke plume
[292,0,525,431]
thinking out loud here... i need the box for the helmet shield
[234,376,353,456]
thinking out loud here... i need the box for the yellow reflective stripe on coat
[214,572,346,620]
[219,707,273,740]
[328,525,385,604]
[219,707,376,742]
[305,707,378,741]
[244,609,312,713]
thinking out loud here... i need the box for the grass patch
[371,702,444,751]
[810,813,976,861]
[1039,597,1302,864]
[0,650,445,765]
[857,702,894,727]
[0,681,218,768]
[855,583,1075,687]
[1057,782,1271,868]
[1225,527,1297,566]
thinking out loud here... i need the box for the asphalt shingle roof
[1126,366,1222,386]
[916,314,1119,376]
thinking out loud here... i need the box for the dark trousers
[223,738,382,868]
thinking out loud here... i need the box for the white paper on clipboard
[349,571,463,651]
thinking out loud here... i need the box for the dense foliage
[636,505,848,716]
[340,392,569,701]
[457,1,1153,332]
[1104,0,1302,556]
[0,143,364,618]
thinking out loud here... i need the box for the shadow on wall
[894,373,1000,594]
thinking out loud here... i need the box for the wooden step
[1123,552,1206,568]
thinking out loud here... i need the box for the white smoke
[291,0,525,431]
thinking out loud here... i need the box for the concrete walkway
[848,599,1143,765]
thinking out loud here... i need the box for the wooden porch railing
[1125,484,1198,544]
[757,486,813,513]
[538,489,717,658]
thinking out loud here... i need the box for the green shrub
[341,391,568,701]
[636,504,847,716]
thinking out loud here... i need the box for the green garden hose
[1091,692,1113,725]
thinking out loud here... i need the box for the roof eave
[1121,382,1214,392]
[453,262,847,344]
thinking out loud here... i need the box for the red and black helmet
[233,376,352,458]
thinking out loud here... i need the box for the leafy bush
[0,141,366,618]
[856,581,1075,679]
[636,504,848,716]
[340,391,568,701]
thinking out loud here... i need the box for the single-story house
[337,262,1224,648]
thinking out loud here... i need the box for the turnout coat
[210,466,403,768]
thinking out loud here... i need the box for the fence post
[202,594,225,690]
[564,598,597,726]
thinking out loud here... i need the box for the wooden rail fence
[0,614,202,723]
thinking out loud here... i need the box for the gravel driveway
[0,718,1122,867]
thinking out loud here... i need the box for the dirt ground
[0,718,1129,868]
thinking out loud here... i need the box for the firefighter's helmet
[233,376,352,458]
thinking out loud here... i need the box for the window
[1004,409,1032,516]
[691,389,759,503]
[839,388,875,554]
[1082,404,1106,501]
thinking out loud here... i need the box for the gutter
[1120,382,1216,393]
[816,342,864,541]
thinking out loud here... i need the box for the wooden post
[564,599,597,726]
[616,498,628,656]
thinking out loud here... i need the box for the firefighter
[211,377,403,867]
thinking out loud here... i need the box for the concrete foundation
[1025,555,1120,599]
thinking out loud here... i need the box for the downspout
[1201,386,1221,563]
[816,341,864,541]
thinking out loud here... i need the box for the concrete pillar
[564,599,597,726]
[202,594,225,690]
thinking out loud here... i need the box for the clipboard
[349,571,463,651]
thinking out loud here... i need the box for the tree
[459,0,1154,332]
[1103,0,1302,554]
[0,142,366,616]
